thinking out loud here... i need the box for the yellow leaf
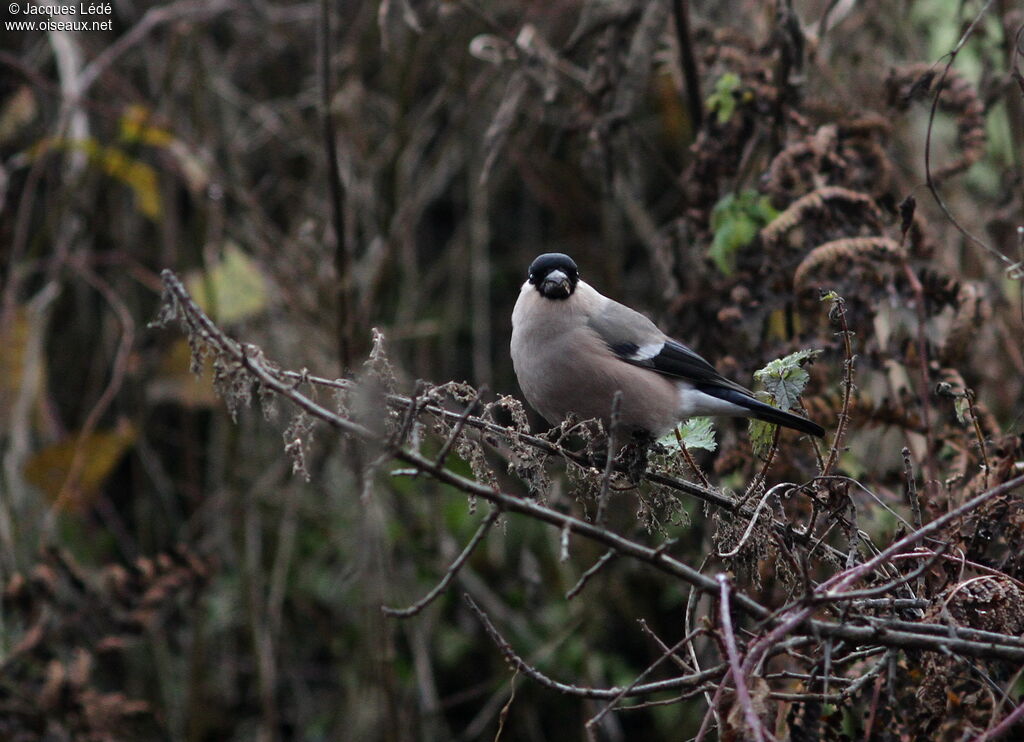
[95,145,162,219]
[23,425,136,507]
[0,304,51,433]
[31,137,162,220]
[185,244,269,324]
[119,104,174,147]
[0,87,37,143]
[0,310,32,426]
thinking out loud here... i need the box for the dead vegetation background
[2,0,1024,740]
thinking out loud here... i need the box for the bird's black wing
[587,299,825,437]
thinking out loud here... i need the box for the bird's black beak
[540,269,572,299]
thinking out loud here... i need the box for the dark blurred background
[1,0,1022,739]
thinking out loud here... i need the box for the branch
[565,549,617,601]
[318,0,354,371]
[671,0,703,131]
[156,269,1024,669]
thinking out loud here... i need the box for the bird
[510,253,825,440]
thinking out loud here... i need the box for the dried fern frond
[793,236,904,290]
[761,186,883,245]
[886,63,987,183]
[762,125,842,200]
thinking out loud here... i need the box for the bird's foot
[618,432,657,484]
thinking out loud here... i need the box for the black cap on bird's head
[528,253,579,300]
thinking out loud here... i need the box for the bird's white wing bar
[629,342,665,361]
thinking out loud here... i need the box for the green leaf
[658,417,717,453]
[709,190,779,275]
[748,411,776,459]
[706,72,742,124]
[753,349,822,410]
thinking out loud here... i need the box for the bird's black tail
[698,386,826,438]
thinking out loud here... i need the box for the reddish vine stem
[674,426,712,488]
[964,389,991,491]
[740,425,781,508]
[822,293,854,477]
[901,261,940,497]
[717,574,770,741]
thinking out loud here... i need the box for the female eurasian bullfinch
[510,253,825,438]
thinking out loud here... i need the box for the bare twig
[391,380,427,450]
[812,546,946,603]
[585,627,704,730]
[435,387,486,469]
[889,550,1024,591]
[922,0,1018,273]
[638,619,693,672]
[565,549,618,601]
[465,594,726,698]
[901,260,939,495]
[964,389,991,490]
[46,261,135,533]
[718,483,791,559]
[974,696,1024,741]
[77,0,234,96]
[740,425,780,508]
[383,508,501,618]
[851,598,929,610]
[819,475,1024,597]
